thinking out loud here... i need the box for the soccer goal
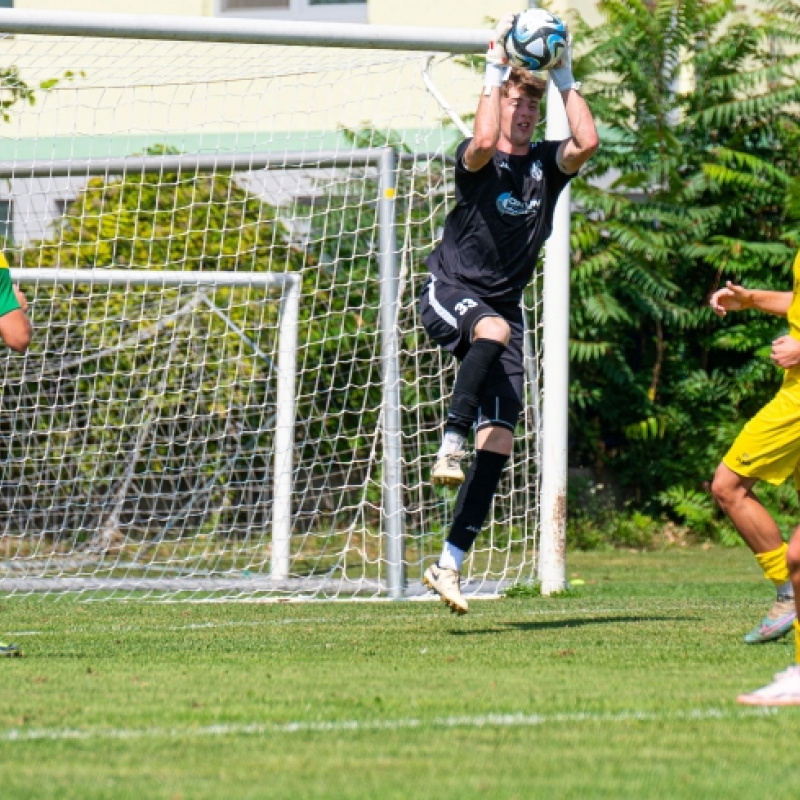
[0,9,567,600]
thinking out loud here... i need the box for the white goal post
[0,8,570,600]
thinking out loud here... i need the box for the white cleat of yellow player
[431,451,466,488]
[423,563,469,615]
[737,665,800,706]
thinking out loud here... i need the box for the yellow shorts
[723,372,800,487]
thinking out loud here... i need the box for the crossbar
[0,9,487,53]
[0,150,393,180]
[9,268,298,289]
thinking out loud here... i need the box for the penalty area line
[0,707,780,743]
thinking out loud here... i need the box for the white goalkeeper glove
[549,32,581,92]
[484,13,514,96]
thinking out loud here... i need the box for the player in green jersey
[0,250,32,656]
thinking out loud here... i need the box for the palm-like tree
[568,0,800,508]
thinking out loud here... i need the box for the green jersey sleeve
[0,252,20,319]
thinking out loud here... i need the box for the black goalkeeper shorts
[419,275,524,432]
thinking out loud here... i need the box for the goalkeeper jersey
[425,137,574,306]
[0,251,20,319]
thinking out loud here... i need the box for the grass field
[0,547,798,799]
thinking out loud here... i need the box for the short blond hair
[502,67,546,103]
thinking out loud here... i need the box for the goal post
[0,9,571,600]
[4,267,301,592]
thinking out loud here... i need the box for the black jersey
[425,138,574,305]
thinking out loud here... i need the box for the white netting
[0,31,543,599]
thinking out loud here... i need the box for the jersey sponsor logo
[454,298,478,316]
[496,191,541,217]
[529,160,543,181]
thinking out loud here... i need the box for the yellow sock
[755,543,790,586]
[796,620,800,666]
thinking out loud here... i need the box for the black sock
[445,339,506,437]
[447,450,509,552]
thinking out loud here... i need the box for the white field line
[4,601,742,638]
[6,617,331,637]
[0,707,780,744]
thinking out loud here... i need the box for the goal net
[0,17,544,600]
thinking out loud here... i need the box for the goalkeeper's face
[500,86,541,151]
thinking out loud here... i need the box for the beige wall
[368,1,604,30]
[14,0,212,15]
[12,0,604,28]
[368,0,527,28]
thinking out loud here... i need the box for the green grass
[0,547,797,799]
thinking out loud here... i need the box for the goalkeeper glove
[484,13,514,96]
[549,33,581,92]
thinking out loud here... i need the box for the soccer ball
[504,9,568,72]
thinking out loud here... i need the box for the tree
[568,0,800,520]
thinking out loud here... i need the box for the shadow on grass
[449,615,695,635]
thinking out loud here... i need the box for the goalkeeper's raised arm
[550,32,599,176]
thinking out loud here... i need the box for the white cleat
[737,665,800,706]
[431,451,466,488]
[422,564,468,615]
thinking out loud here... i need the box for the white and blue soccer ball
[505,9,568,72]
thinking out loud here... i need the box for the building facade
[9,1,593,26]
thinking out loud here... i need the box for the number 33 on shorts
[455,298,478,315]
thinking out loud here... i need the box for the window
[218,0,366,22]
[224,0,288,8]
[0,200,12,243]
[0,1,13,8]
[53,198,75,219]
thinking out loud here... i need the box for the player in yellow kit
[709,251,800,703]
[0,249,32,657]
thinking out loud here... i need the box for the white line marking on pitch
[4,598,765,639]
[0,707,781,743]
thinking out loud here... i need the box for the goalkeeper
[709,263,800,704]
[419,14,598,614]
[0,249,32,657]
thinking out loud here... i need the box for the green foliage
[567,472,668,549]
[568,0,800,521]
[0,66,82,123]
[568,506,665,550]
[503,580,543,598]
[503,580,582,597]
[0,66,36,123]
[658,485,740,543]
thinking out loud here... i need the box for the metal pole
[271,274,301,580]
[0,150,392,180]
[8,267,293,289]
[538,78,571,595]
[378,146,405,598]
[0,9,488,53]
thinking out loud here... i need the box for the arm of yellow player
[709,281,792,318]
